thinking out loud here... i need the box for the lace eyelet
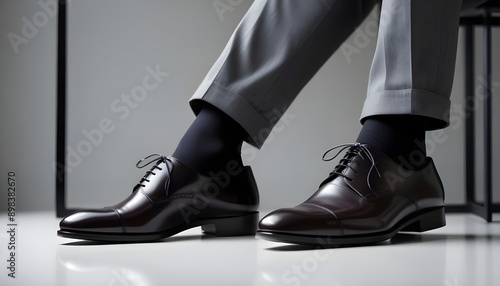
[321,143,382,185]
[134,154,173,193]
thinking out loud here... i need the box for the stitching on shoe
[169,193,195,199]
[139,189,156,205]
[302,203,344,236]
[111,207,126,234]
[392,191,420,209]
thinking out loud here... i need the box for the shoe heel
[401,207,446,232]
[202,212,259,237]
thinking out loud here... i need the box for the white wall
[1,0,499,213]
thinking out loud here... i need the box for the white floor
[0,212,499,286]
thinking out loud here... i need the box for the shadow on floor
[265,232,500,251]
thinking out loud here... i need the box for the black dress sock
[172,105,246,175]
[356,116,427,170]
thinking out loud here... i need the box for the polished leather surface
[60,156,259,235]
[259,144,445,237]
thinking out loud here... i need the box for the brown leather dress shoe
[257,143,446,247]
[58,155,259,242]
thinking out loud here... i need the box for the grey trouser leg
[361,0,462,129]
[190,0,378,148]
[190,0,462,148]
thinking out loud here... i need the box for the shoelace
[135,154,173,193]
[322,143,381,182]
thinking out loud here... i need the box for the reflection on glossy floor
[0,212,499,286]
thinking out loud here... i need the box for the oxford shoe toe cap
[259,204,343,237]
[60,209,124,233]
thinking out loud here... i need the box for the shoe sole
[58,212,259,242]
[256,206,445,247]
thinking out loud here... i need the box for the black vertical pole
[56,0,67,218]
[464,24,475,209]
[483,10,492,222]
